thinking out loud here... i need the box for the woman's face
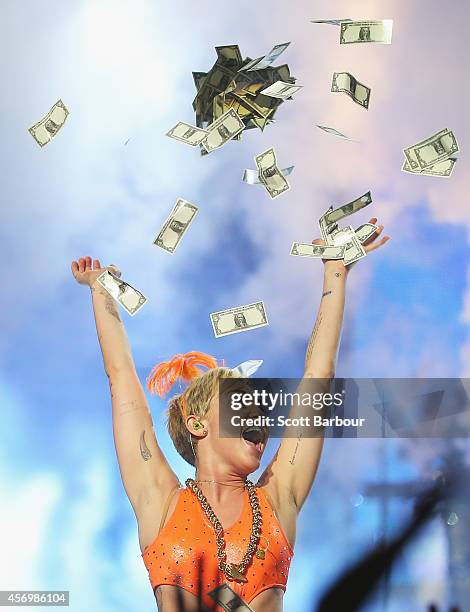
[202,385,268,476]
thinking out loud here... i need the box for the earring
[193,421,203,430]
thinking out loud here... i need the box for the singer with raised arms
[71,218,389,611]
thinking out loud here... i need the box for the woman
[71,219,390,611]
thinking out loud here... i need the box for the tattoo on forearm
[306,312,323,364]
[289,435,303,465]
[322,290,332,298]
[140,430,152,461]
[118,400,143,416]
[104,293,121,322]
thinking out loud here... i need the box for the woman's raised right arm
[71,256,179,518]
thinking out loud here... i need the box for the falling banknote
[310,18,353,26]
[402,128,459,176]
[340,20,393,45]
[243,42,291,72]
[208,583,253,611]
[29,99,69,147]
[255,148,290,199]
[259,81,303,100]
[166,121,209,146]
[331,72,371,109]
[96,270,147,316]
[290,243,345,259]
[316,125,357,142]
[202,109,245,153]
[210,301,269,338]
[153,198,198,254]
[243,165,294,184]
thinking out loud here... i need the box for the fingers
[311,238,325,245]
[78,257,85,273]
[71,261,79,276]
[85,256,92,270]
[93,259,101,270]
[366,235,391,252]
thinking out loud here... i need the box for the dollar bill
[153,198,198,254]
[96,270,147,316]
[343,235,367,266]
[208,584,253,611]
[323,191,372,226]
[340,20,393,45]
[259,81,303,100]
[28,99,69,147]
[403,128,459,171]
[316,125,356,141]
[166,121,208,146]
[328,225,356,246]
[255,148,290,199]
[311,18,352,26]
[210,301,269,338]
[331,72,371,109]
[402,156,456,178]
[355,223,379,243]
[244,42,291,71]
[290,243,345,259]
[243,165,294,184]
[201,109,245,153]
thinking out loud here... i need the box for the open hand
[71,256,121,287]
[312,217,390,273]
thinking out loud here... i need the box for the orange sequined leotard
[141,485,294,608]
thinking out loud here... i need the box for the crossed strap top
[141,485,294,608]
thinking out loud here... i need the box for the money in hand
[208,584,253,611]
[340,20,393,44]
[29,99,69,147]
[243,165,294,185]
[331,72,371,109]
[153,198,198,254]
[259,81,303,100]
[210,301,269,338]
[243,42,290,71]
[97,270,147,316]
[403,128,459,175]
[166,121,208,146]
[202,109,245,153]
[255,148,290,199]
[290,243,345,259]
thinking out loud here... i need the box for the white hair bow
[231,359,263,377]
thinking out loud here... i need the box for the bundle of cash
[210,301,269,338]
[208,583,253,611]
[402,128,458,178]
[167,109,245,152]
[29,99,69,147]
[167,43,298,155]
[255,148,291,199]
[291,192,377,267]
[153,198,199,254]
[331,72,371,109]
[340,20,393,44]
[96,270,147,316]
[243,165,294,185]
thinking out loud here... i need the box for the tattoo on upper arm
[104,293,121,322]
[289,435,303,465]
[140,430,152,461]
[322,290,332,297]
[305,312,323,364]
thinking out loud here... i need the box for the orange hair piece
[146,351,218,398]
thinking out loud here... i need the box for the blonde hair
[167,367,238,466]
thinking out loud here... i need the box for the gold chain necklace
[186,478,263,583]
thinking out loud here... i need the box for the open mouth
[241,426,265,454]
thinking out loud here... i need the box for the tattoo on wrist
[335,272,341,278]
[322,290,332,298]
[140,431,152,461]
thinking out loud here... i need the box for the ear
[186,414,208,438]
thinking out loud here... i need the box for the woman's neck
[193,469,247,502]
